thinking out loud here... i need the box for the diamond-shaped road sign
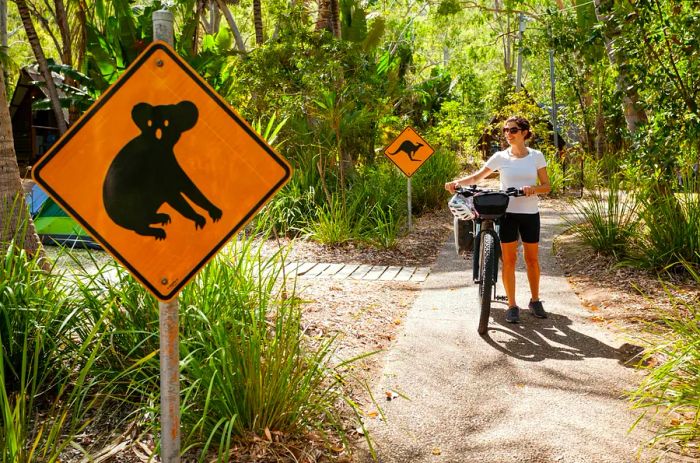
[32,42,292,300]
[383,126,435,177]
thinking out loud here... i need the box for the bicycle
[449,185,525,335]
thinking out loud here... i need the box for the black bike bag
[473,192,510,219]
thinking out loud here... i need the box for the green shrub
[629,267,700,453]
[178,239,363,459]
[0,244,113,462]
[631,178,700,272]
[567,175,640,257]
[546,152,576,197]
[412,148,460,213]
[302,195,367,246]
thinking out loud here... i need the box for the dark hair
[505,116,532,140]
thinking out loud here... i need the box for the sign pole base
[159,298,181,462]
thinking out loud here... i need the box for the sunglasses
[502,127,523,134]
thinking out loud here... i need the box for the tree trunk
[253,0,264,45]
[594,0,647,134]
[329,0,340,38]
[215,0,246,52]
[1,0,6,84]
[15,0,67,135]
[54,0,71,65]
[315,0,332,34]
[209,0,221,33]
[0,69,44,256]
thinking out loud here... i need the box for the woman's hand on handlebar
[445,181,459,193]
[522,185,537,196]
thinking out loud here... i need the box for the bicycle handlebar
[455,185,526,197]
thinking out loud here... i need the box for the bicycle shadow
[481,308,643,367]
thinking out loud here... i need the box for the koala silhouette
[103,101,222,240]
[388,140,424,162]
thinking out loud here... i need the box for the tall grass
[632,177,700,272]
[257,147,457,248]
[60,234,366,460]
[568,175,640,257]
[629,265,700,454]
[411,148,460,213]
[2,224,367,460]
[178,238,363,460]
[0,243,112,462]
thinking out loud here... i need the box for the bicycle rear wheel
[478,231,497,335]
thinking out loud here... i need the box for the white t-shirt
[484,148,547,214]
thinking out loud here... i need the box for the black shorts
[499,212,540,244]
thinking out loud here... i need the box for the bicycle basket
[473,192,509,218]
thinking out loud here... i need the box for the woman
[445,116,551,323]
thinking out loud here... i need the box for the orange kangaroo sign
[383,127,435,177]
[32,42,292,300]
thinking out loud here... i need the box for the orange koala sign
[32,42,291,300]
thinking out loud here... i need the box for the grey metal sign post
[407,177,412,232]
[153,10,181,463]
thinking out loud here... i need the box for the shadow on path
[481,308,641,366]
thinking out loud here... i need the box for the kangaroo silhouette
[388,140,424,162]
[103,101,222,240]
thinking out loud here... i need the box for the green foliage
[0,245,113,462]
[303,194,368,246]
[630,268,700,453]
[411,148,460,214]
[340,0,368,43]
[84,0,165,91]
[568,176,639,258]
[427,69,489,154]
[545,152,576,197]
[1,235,366,459]
[31,59,96,112]
[630,178,700,272]
[178,241,359,456]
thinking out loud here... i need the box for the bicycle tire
[478,231,497,335]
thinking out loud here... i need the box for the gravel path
[355,203,688,463]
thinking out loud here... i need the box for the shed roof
[9,65,68,122]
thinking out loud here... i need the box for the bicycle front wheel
[478,231,497,335]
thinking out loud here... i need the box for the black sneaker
[528,300,547,318]
[505,306,520,323]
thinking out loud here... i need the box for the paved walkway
[355,203,687,463]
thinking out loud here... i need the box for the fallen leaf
[355,427,365,435]
[366,410,378,418]
[432,447,441,455]
[393,318,402,325]
[264,427,272,441]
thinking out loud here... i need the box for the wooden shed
[9,66,68,175]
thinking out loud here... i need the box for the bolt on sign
[32,42,292,300]
[383,127,435,177]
